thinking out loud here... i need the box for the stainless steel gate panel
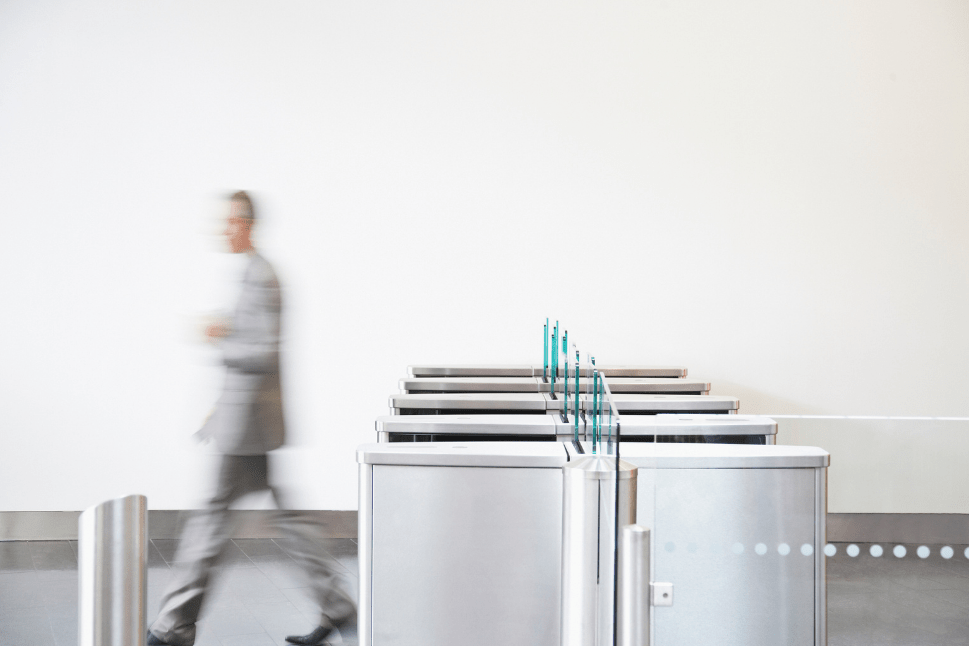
[399,377,541,393]
[360,442,568,646]
[407,364,688,378]
[408,364,536,377]
[389,392,548,414]
[375,414,557,442]
[620,444,828,646]
[547,394,739,415]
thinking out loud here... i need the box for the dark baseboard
[827,514,969,545]
[4,510,964,544]
[0,510,358,541]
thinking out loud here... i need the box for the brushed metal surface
[618,526,650,646]
[370,464,564,646]
[408,364,535,377]
[390,392,548,411]
[561,457,637,646]
[607,395,738,414]
[78,494,147,646]
[406,364,687,378]
[376,414,556,436]
[359,465,373,646]
[359,441,569,468]
[615,443,829,469]
[400,377,542,393]
[553,378,709,394]
[641,468,820,646]
[619,414,776,437]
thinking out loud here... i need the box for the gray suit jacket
[202,252,286,455]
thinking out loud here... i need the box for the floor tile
[0,541,35,571]
[199,604,266,638]
[28,540,77,570]
[317,538,358,558]
[0,570,47,611]
[219,632,278,646]
[152,538,181,563]
[36,570,78,607]
[148,540,169,567]
[245,600,310,646]
[48,602,78,646]
[0,605,56,646]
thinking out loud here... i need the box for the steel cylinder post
[78,494,148,646]
[561,456,637,646]
[617,525,650,646]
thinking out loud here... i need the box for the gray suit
[150,252,356,646]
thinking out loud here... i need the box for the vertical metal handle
[79,494,148,646]
[618,525,650,646]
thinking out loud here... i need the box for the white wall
[1,0,967,512]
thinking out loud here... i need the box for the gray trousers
[150,455,356,646]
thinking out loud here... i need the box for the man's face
[224,199,252,253]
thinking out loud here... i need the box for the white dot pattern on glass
[778,543,791,556]
[917,546,930,559]
[732,542,744,554]
[665,542,675,553]
[942,546,954,559]
[755,543,767,555]
[801,543,814,556]
[964,547,969,560]
[824,544,837,557]
[847,544,860,557]
[870,545,884,557]
[893,545,907,558]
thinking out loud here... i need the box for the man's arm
[220,265,282,373]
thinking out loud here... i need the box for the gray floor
[4,539,969,645]
[0,537,358,646]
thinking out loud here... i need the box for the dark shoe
[147,630,170,646]
[285,625,335,645]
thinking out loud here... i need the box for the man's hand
[205,323,230,340]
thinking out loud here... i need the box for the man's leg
[271,487,357,644]
[150,455,269,646]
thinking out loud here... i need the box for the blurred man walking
[148,191,356,646]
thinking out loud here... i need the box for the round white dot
[870,545,883,557]
[964,547,969,560]
[824,544,837,557]
[917,546,930,559]
[665,542,675,553]
[941,546,954,559]
[755,543,767,555]
[847,544,860,557]
[778,543,791,556]
[893,545,907,558]
[801,543,814,556]
[732,542,745,554]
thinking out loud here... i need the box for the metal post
[561,456,637,646]
[618,525,650,646]
[78,494,148,646]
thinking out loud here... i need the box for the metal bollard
[617,525,650,646]
[561,456,637,646]
[78,494,148,646]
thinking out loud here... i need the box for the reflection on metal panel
[78,494,147,646]
[371,464,563,646]
[646,468,818,646]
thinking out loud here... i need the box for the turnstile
[358,441,828,646]
[375,414,776,444]
[399,376,711,395]
[408,364,688,378]
[389,393,739,416]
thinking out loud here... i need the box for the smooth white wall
[1,0,967,511]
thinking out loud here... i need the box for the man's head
[224,190,256,253]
